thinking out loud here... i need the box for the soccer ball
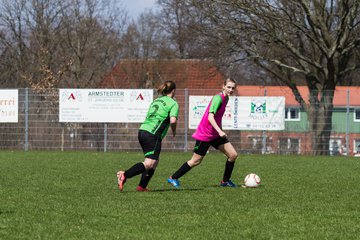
[244,173,261,188]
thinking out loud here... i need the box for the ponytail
[157,81,176,96]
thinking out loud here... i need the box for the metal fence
[1,88,360,155]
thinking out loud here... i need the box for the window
[329,139,344,156]
[354,109,360,122]
[248,136,262,154]
[285,107,300,121]
[246,136,273,154]
[278,138,300,154]
[354,139,360,154]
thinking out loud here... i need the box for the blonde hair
[224,78,237,85]
[157,81,176,96]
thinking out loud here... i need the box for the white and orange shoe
[116,171,126,191]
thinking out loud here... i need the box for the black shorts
[193,137,229,156]
[138,130,161,160]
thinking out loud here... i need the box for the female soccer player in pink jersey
[168,78,238,188]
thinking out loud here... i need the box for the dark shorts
[193,137,229,156]
[138,130,161,160]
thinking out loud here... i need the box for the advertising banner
[189,96,285,130]
[0,89,18,123]
[59,89,153,123]
[189,96,233,130]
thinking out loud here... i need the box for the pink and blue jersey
[192,93,228,142]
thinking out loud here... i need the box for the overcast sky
[122,0,157,18]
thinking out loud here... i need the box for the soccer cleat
[167,176,180,188]
[136,186,150,192]
[220,180,237,187]
[116,171,126,191]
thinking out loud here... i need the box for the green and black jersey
[140,96,179,139]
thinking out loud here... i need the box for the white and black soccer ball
[244,173,261,188]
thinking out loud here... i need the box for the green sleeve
[209,95,222,114]
[170,102,179,118]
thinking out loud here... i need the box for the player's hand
[219,131,227,138]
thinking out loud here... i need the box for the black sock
[138,168,155,188]
[223,160,235,182]
[124,162,146,179]
[172,162,192,179]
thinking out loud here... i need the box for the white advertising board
[189,96,285,130]
[59,89,153,123]
[189,96,233,130]
[0,89,18,123]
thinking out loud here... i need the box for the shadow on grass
[207,184,264,189]
[116,188,204,193]
[149,188,203,192]
[0,210,16,215]
[117,184,264,193]
[141,184,265,192]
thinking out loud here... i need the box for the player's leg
[117,157,157,192]
[117,161,146,191]
[137,158,159,191]
[136,131,162,191]
[168,140,209,188]
[117,130,158,191]
[216,140,238,187]
[168,153,203,180]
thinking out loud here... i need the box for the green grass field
[1,151,360,239]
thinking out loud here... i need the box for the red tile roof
[236,85,360,106]
[100,60,359,107]
[99,59,226,89]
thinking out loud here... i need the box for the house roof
[99,59,359,107]
[99,59,226,89]
[236,86,360,107]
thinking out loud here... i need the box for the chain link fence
[1,88,360,155]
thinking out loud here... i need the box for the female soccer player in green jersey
[117,81,179,192]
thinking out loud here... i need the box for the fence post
[184,88,189,152]
[261,87,267,154]
[346,89,350,156]
[24,88,29,151]
[104,123,107,152]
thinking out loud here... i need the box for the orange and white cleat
[116,171,126,191]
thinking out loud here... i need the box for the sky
[122,0,158,19]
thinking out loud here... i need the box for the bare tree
[157,0,206,58]
[0,0,31,87]
[56,0,127,88]
[137,11,176,59]
[121,11,175,59]
[0,0,127,89]
[119,10,177,88]
[186,0,360,155]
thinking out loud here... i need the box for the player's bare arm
[208,113,226,137]
[170,116,177,137]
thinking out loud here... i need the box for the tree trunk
[307,89,335,155]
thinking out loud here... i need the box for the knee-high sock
[171,162,192,179]
[223,160,235,182]
[138,168,155,188]
[124,162,146,179]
